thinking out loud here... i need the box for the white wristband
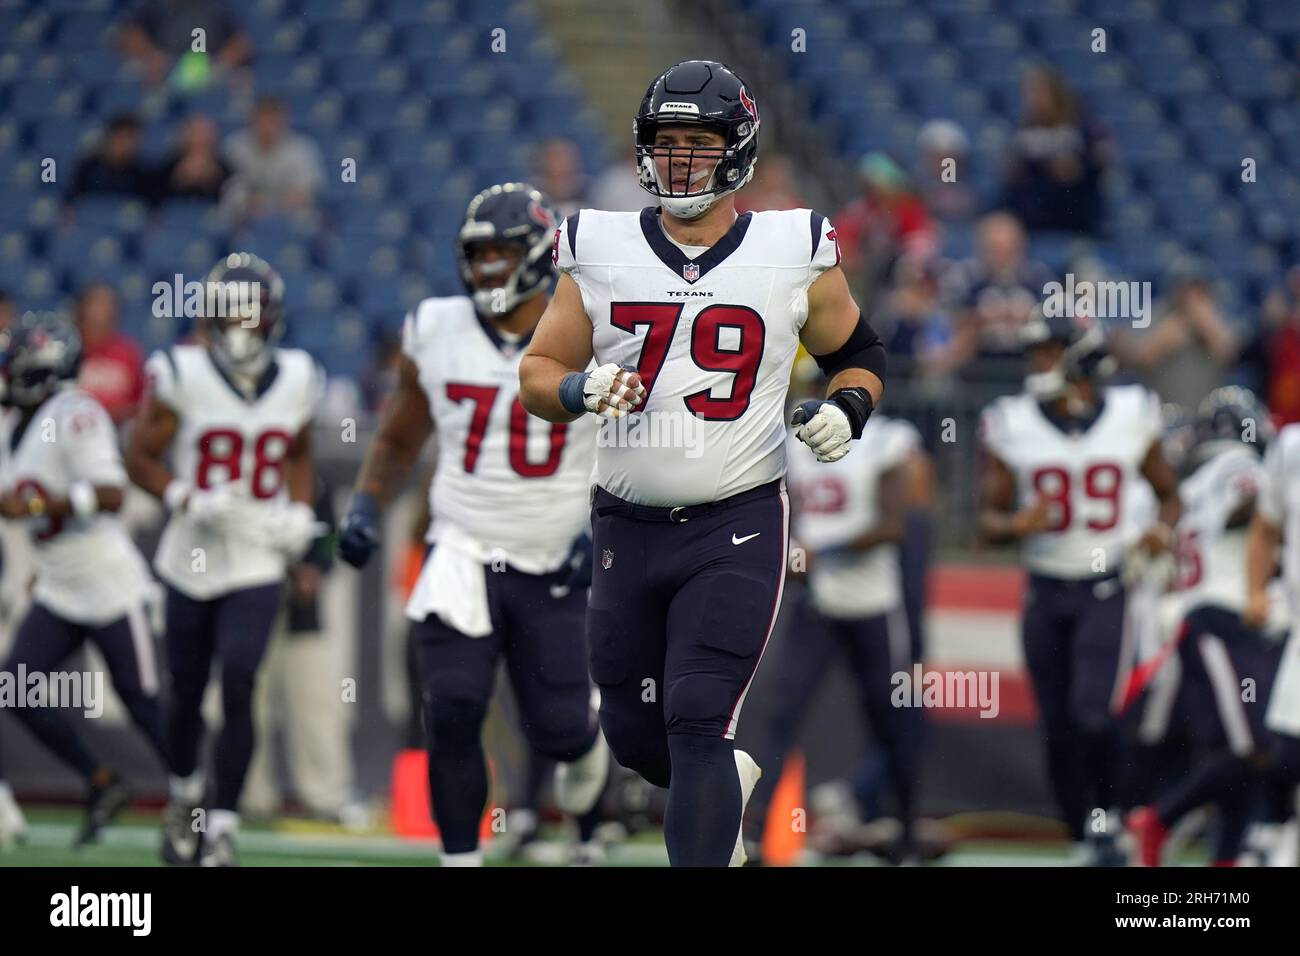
[68,481,99,521]
[163,479,192,512]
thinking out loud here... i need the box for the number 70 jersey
[555,206,841,507]
[979,384,1163,579]
[402,296,596,573]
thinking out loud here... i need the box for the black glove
[337,491,381,568]
[551,532,593,597]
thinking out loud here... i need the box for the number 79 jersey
[403,295,596,572]
[555,206,841,507]
[145,345,323,599]
[979,384,1162,579]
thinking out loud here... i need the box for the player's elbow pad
[812,313,887,385]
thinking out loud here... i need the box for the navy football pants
[164,583,282,812]
[1022,571,1127,842]
[587,480,788,865]
[2,602,167,782]
[413,560,596,855]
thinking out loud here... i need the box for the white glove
[185,486,238,529]
[791,400,853,463]
[265,501,326,560]
[584,363,645,418]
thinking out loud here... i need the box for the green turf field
[0,805,1205,866]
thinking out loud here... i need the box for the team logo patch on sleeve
[602,549,614,570]
[552,226,561,266]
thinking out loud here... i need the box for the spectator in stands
[222,96,325,225]
[1112,264,1240,412]
[924,212,1049,381]
[118,0,251,89]
[156,114,230,202]
[835,152,937,307]
[735,154,806,213]
[915,119,977,225]
[0,290,13,331]
[873,257,952,380]
[1243,266,1300,425]
[532,137,588,218]
[588,151,648,213]
[74,282,145,425]
[66,113,154,205]
[1000,66,1110,236]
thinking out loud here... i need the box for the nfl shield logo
[602,549,614,570]
[683,262,700,282]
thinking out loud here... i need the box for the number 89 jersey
[980,384,1162,579]
[555,207,841,507]
[146,345,323,599]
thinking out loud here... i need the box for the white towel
[404,526,492,638]
[1266,627,1300,738]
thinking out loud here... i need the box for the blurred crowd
[5,1,1298,437]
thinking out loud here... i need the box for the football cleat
[0,784,27,849]
[554,731,610,817]
[730,750,762,867]
[1126,806,1169,867]
[197,830,239,867]
[160,800,201,865]
[75,773,132,848]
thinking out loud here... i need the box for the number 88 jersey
[145,344,323,599]
[555,207,841,507]
[979,384,1162,579]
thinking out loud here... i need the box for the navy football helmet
[457,182,558,319]
[1020,309,1116,401]
[1191,385,1274,466]
[202,252,285,378]
[634,60,760,220]
[0,310,83,408]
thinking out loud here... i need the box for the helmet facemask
[636,118,757,220]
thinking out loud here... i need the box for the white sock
[208,809,240,840]
[441,850,483,867]
[169,774,203,804]
[0,782,14,802]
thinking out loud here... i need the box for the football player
[1245,412,1300,865]
[336,184,608,867]
[126,254,323,865]
[743,366,922,864]
[0,311,170,845]
[977,311,1181,865]
[1127,387,1287,865]
[519,60,887,866]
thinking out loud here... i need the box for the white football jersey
[1175,446,1261,613]
[403,295,596,572]
[980,384,1162,579]
[1258,423,1300,626]
[788,414,918,618]
[0,388,153,625]
[555,206,841,506]
[146,345,323,599]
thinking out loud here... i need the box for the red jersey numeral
[609,301,766,421]
[195,428,294,499]
[1028,462,1124,533]
[446,383,568,478]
